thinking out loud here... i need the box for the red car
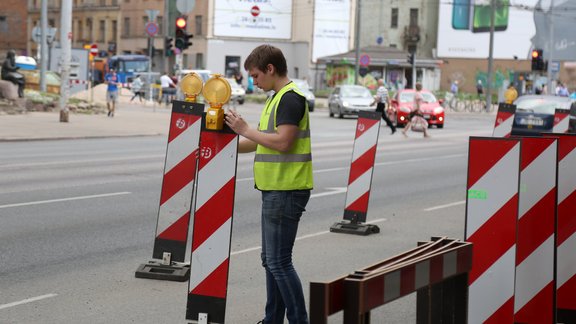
[390,89,445,128]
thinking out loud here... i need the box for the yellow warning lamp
[202,74,231,130]
[179,73,203,102]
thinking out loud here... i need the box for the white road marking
[424,200,466,212]
[0,293,58,310]
[310,187,347,199]
[230,217,388,256]
[0,192,132,209]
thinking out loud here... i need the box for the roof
[317,46,441,68]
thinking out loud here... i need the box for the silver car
[328,85,374,118]
[292,78,315,112]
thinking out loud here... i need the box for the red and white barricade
[466,137,520,323]
[554,134,576,322]
[330,110,381,235]
[492,103,516,138]
[513,137,557,323]
[135,101,204,281]
[553,108,570,133]
[186,123,238,323]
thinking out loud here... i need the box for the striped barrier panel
[466,137,520,323]
[513,137,557,323]
[330,110,381,235]
[553,108,570,133]
[135,100,203,281]
[492,103,516,137]
[344,238,473,324]
[554,134,576,323]
[186,120,238,323]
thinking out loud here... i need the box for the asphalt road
[0,107,494,324]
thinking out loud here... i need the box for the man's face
[247,65,273,92]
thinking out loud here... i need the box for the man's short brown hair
[244,44,287,77]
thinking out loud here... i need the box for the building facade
[0,0,29,58]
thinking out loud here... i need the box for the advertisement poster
[312,0,351,62]
[437,0,576,60]
[214,0,292,39]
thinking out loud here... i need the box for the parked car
[390,89,445,128]
[292,78,315,112]
[225,78,246,104]
[328,85,373,118]
[511,95,573,136]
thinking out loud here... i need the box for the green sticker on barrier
[468,189,487,200]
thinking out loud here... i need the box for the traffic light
[531,49,544,71]
[175,16,193,50]
[407,53,415,65]
[165,37,173,57]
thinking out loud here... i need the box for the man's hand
[224,108,248,136]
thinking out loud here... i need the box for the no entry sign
[146,22,158,37]
[90,44,98,57]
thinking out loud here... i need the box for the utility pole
[547,0,555,93]
[485,0,496,112]
[354,0,361,85]
[58,0,72,122]
[40,0,48,92]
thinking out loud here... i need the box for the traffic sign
[359,54,370,66]
[146,22,158,37]
[90,44,98,57]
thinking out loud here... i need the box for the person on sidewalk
[225,44,313,324]
[371,78,396,134]
[130,75,144,103]
[402,83,430,138]
[105,69,119,117]
[160,72,176,106]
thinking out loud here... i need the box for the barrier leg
[343,279,370,324]
[309,282,329,324]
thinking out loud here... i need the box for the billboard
[214,0,292,39]
[437,0,576,61]
[312,0,351,62]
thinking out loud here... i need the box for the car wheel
[437,124,444,129]
[328,104,334,117]
[338,107,344,119]
[308,103,314,112]
[239,99,245,105]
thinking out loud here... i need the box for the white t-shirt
[376,85,389,103]
[160,75,174,88]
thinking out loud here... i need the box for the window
[78,19,83,40]
[99,20,105,42]
[142,16,148,36]
[195,15,202,35]
[157,16,163,34]
[100,0,106,5]
[112,20,117,41]
[86,18,92,41]
[391,8,398,28]
[123,17,130,36]
[196,53,204,69]
[410,8,418,26]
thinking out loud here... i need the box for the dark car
[511,95,573,136]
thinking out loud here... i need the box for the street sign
[145,9,159,22]
[32,26,57,44]
[145,22,158,37]
[90,44,98,57]
[551,61,560,73]
[359,54,370,66]
[176,0,196,14]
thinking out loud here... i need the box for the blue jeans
[261,190,310,324]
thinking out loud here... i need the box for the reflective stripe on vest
[254,82,313,190]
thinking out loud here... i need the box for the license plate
[423,114,430,119]
[519,118,544,126]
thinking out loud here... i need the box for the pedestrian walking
[130,75,144,103]
[402,83,430,138]
[105,69,119,117]
[225,44,313,324]
[160,72,176,106]
[476,80,484,98]
[371,79,396,134]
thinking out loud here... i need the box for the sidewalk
[0,102,172,141]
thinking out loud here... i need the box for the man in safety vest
[225,44,313,324]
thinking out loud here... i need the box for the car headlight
[343,101,350,108]
[434,107,444,114]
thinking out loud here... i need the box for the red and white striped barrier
[186,125,238,323]
[554,134,576,322]
[330,110,381,235]
[553,108,570,133]
[513,137,557,323]
[492,103,516,137]
[69,79,89,85]
[136,101,204,281]
[466,137,520,323]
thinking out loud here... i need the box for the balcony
[403,25,420,45]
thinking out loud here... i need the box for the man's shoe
[391,128,396,135]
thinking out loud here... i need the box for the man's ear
[266,64,275,75]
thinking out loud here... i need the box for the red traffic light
[531,50,540,58]
[176,17,187,29]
